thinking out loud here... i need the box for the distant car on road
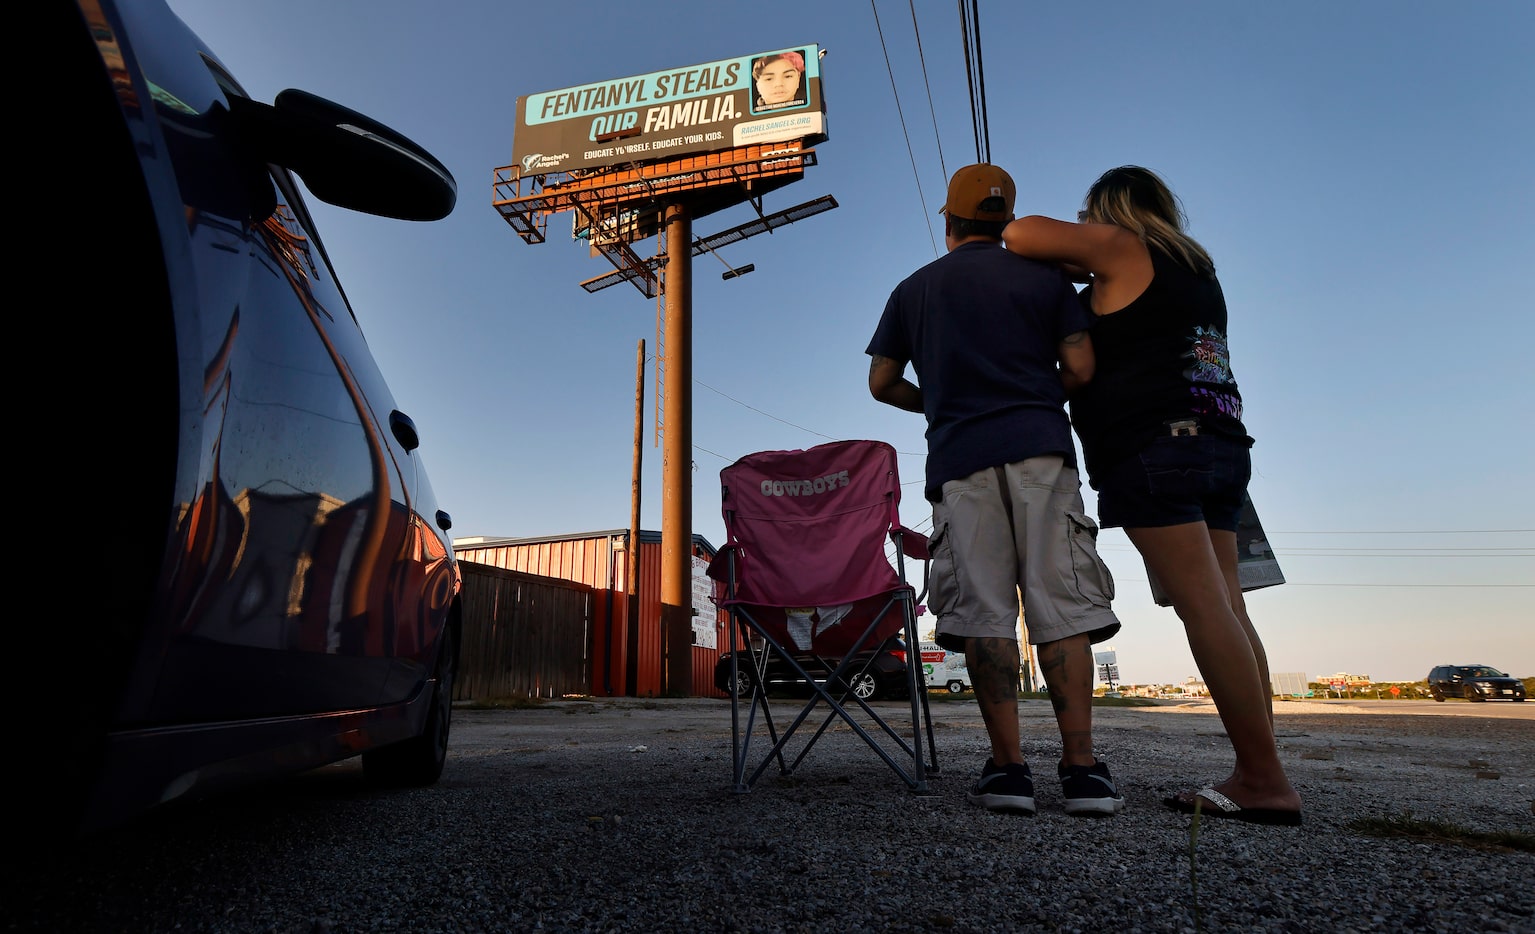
[38,0,463,844]
[1426,665,1527,702]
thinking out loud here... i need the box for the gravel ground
[6,697,1532,933]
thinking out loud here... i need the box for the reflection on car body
[37,0,463,843]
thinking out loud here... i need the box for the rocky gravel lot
[6,697,1532,933]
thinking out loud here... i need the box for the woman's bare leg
[1127,522,1300,811]
[1210,528,1273,729]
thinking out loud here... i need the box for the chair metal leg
[725,592,937,794]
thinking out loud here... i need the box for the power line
[689,379,1531,548]
[894,520,1530,586]
[1095,544,1532,556]
[694,379,840,441]
[1103,539,1533,551]
[693,442,733,464]
[1091,577,1534,590]
[869,0,940,257]
[1268,529,1533,535]
[1231,581,1533,589]
[693,376,925,457]
[688,6,968,467]
[662,26,1525,548]
[958,0,990,163]
[1303,546,1532,551]
[907,0,949,183]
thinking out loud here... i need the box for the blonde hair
[1081,166,1214,276]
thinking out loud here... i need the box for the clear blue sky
[169,1,1532,686]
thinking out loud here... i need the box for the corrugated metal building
[453,529,735,698]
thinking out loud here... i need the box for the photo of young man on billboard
[751,49,809,113]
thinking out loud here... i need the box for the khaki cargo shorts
[928,455,1120,649]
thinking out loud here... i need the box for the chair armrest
[706,543,739,580]
[890,525,929,561]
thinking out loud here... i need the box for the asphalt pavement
[6,696,1532,933]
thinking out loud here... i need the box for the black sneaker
[966,759,1036,815]
[1059,759,1125,817]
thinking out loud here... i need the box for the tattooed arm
[868,354,923,414]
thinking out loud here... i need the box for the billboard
[1271,672,1310,696]
[512,45,827,175]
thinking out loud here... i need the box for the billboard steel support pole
[660,203,693,618]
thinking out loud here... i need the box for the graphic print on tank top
[1184,324,1242,420]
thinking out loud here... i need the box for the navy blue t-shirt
[866,240,1093,501]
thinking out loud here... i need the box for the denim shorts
[1093,434,1252,532]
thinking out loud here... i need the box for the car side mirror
[227,89,456,221]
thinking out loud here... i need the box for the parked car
[716,637,913,701]
[1426,665,1527,702]
[35,0,462,844]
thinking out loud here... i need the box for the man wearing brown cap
[865,164,1125,817]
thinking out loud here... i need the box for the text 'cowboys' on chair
[707,439,938,793]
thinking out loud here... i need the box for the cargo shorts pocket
[1066,511,1115,608]
[926,521,959,619]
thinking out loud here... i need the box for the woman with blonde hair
[1002,166,1302,825]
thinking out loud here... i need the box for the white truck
[919,642,972,694]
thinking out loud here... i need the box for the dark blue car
[35,0,463,843]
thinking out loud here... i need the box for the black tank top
[1072,248,1251,481]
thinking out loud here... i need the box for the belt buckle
[1168,419,1199,437]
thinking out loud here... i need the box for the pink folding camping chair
[707,439,939,793]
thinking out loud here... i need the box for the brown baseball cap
[939,163,1016,222]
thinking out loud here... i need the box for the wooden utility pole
[613,338,642,698]
[629,338,645,600]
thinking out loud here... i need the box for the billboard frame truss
[575,193,839,295]
[493,142,821,296]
